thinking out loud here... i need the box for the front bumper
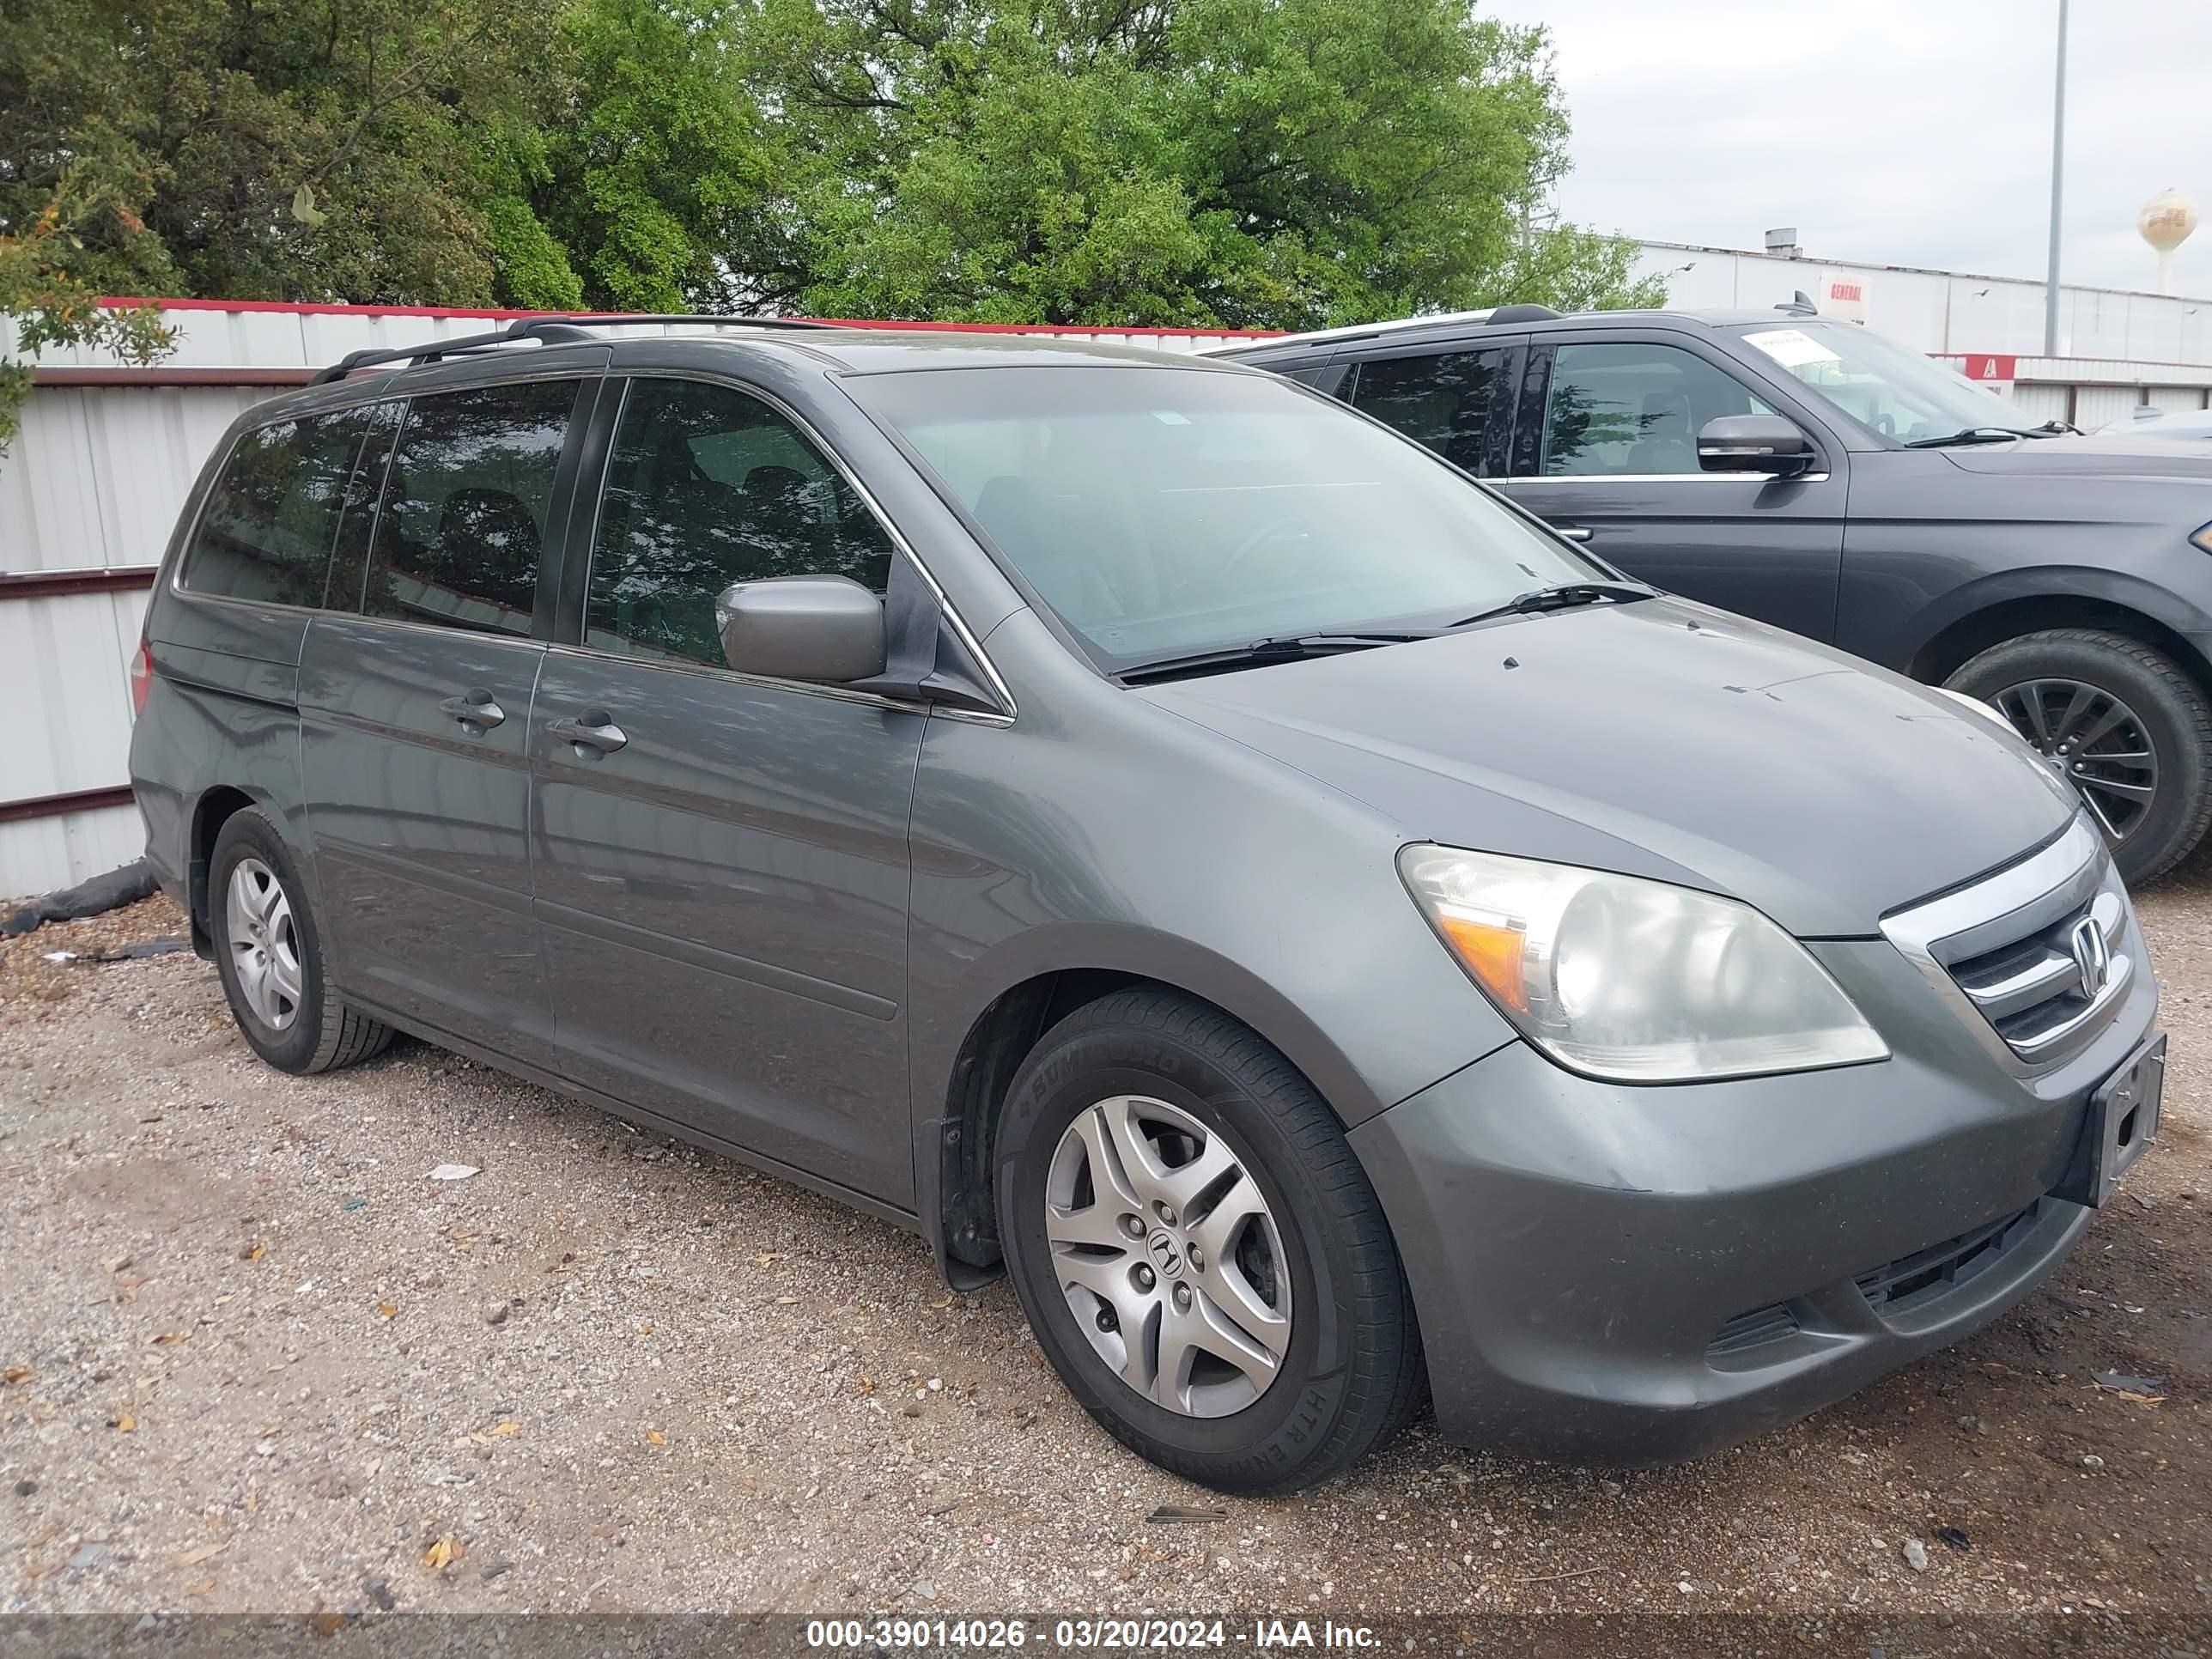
[1347,928,2159,1467]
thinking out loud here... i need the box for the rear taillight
[129,637,154,718]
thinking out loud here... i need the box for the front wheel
[1946,628,2212,884]
[994,990,1424,1493]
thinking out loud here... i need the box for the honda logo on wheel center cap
[1146,1231,1185,1279]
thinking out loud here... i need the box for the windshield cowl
[1933,435,2212,481]
[1118,630,1443,685]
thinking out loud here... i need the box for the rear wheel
[994,989,1424,1493]
[1945,628,2212,884]
[209,808,395,1074]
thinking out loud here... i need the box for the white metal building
[0,304,1267,896]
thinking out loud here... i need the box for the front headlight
[1399,844,1889,1083]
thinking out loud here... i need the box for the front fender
[1898,564,2212,676]
[906,913,1515,1291]
[926,918,1409,1131]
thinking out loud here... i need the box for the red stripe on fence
[0,785,137,825]
[0,566,161,601]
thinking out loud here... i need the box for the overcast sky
[1485,0,2210,295]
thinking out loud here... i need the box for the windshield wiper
[1449,580,1657,629]
[2028,420,2078,436]
[1118,631,1436,685]
[1903,427,2033,447]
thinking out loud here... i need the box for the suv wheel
[1946,628,2212,884]
[994,989,1424,1493]
[209,808,396,1074]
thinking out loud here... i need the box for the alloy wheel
[226,857,304,1031]
[1990,678,2159,843]
[1042,1095,1291,1418]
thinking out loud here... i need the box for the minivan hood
[1939,433,2212,482]
[1143,598,2079,937]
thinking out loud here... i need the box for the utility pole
[2043,0,2069,357]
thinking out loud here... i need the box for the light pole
[2043,0,2069,357]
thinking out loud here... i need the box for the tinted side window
[1351,349,1507,475]
[586,378,896,667]
[1541,343,1771,477]
[183,410,376,606]
[360,380,580,635]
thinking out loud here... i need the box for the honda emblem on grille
[2068,916,2112,1000]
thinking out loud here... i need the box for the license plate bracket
[2055,1034,2165,1208]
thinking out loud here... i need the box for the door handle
[548,710,629,757]
[437,689,506,732]
[1556,526,1595,542]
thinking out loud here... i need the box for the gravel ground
[1,881,2208,1632]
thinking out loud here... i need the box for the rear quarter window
[181,410,377,606]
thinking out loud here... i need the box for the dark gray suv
[1218,307,2212,884]
[130,319,2162,1492]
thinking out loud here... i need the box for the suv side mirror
[1697,415,1815,476]
[717,575,886,684]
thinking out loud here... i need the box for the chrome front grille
[1881,817,2136,1073]
[1948,884,2128,1061]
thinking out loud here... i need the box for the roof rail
[306,313,836,386]
[1200,303,1571,355]
[1485,303,1564,325]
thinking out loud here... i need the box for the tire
[1945,628,2212,885]
[208,807,395,1075]
[994,989,1424,1494]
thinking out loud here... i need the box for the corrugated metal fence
[0,303,1270,896]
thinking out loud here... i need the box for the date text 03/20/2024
[803,1619,1381,1649]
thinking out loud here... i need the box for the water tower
[2139,188,2198,295]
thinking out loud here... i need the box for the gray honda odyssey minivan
[130,317,2164,1493]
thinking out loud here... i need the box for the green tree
[1494,222,1667,315]
[1,0,563,306]
[5,0,1660,327]
[522,0,793,311]
[480,125,586,310]
[732,0,1660,327]
[0,158,176,455]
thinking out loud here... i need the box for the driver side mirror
[717,575,886,684]
[1697,415,1816,476]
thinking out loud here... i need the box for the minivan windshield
[852,365,1601,668]
[1728,320,2038,444]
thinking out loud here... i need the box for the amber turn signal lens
[1436,912,1529,1012]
